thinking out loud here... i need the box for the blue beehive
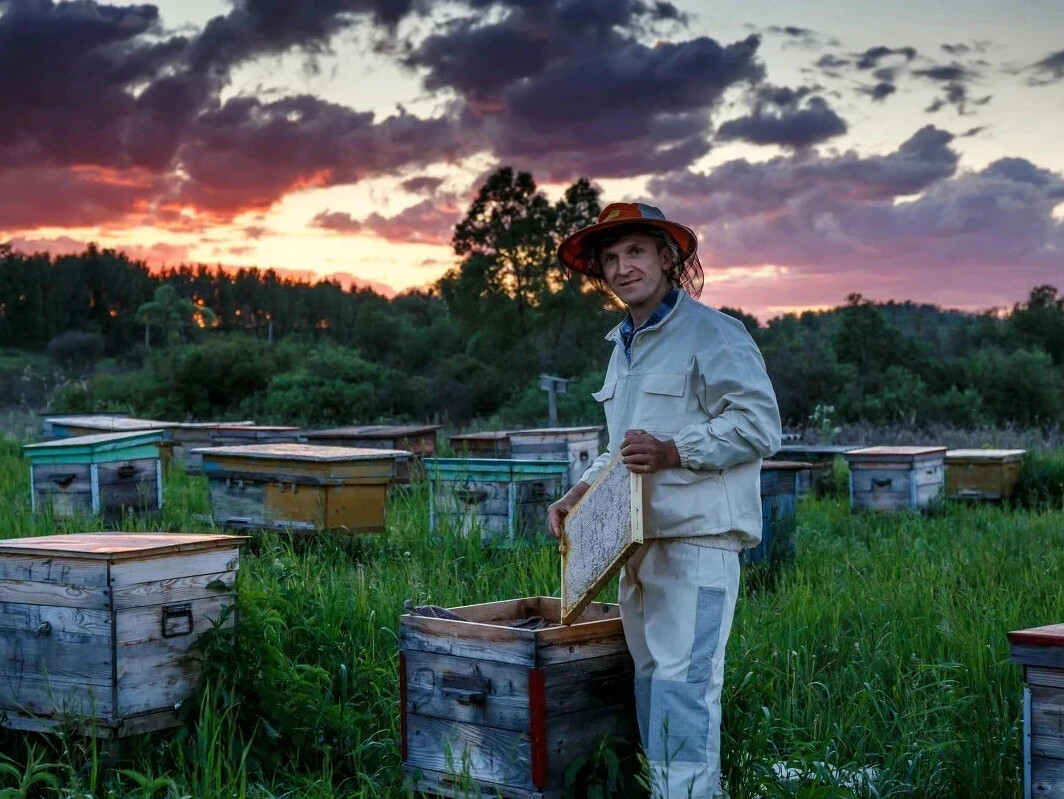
[741,460,809,566]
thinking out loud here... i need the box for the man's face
[599,232,671,308]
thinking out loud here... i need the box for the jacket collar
[606,289,687,345]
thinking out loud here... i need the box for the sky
[1,0,1062,319]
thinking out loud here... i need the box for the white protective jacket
[579,291,783,547]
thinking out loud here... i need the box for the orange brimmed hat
[557,202,697,274]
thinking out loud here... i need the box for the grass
[1,437,1063,797]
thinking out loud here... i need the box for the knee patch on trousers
[647,680,710,763]
[687,586,726,684]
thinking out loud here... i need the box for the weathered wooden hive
[774,444,859,494]
[41,415,175,472]
[945,449,1026,501]
[164,421,255,474]
[508,427,604,490]
[844,446,946,511]
[0,532,246,738]
[448,431,512,459]
[426,458,569,545]
[23,431,166,521]
[196,443,409,533]
[400,597,636,799]
[207,425,302,447]
[302,425,440,483]
[1009,623,1064,799]
[742,460,808,566]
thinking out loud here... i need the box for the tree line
[2,167,1063,429]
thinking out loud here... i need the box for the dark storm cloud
[855,45,917,70]
[717,95,847,149]
[405,0,763,179]
[648,126,1064,281]
[170,95,474,215]
[1028,48,1064,85]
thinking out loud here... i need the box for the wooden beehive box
[41,415,175,472]
[0,532,246,738]
[23,431,167,521]
[774,444,859,494]
[196,443,409,533]
[945,449,1026,501]
[400,596,636,799]
[742,460,808,566]
[508,427,603,490]
[844,446,946,511]
[449,431,512,459]
[1009,623,1064,798]
[302,425,440,483]
[426,458,569,545]
[164,421,255,474]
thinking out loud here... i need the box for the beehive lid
[845,446,946,459]
[946,449,1026,461]
[211,425,300,433]
[194,443,410,461]
[172,420,255,430]
[510,426,602,436]
[43,414,171,432]
[761,459,812,471]
[776,444,861,456]
[304,424,440,439]
[426,457,569,480]
[1009,623,1064,648]
[450,431,510,441]
[0,532,248,560]
[24,430,167,463]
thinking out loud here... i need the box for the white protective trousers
[619,539,740,799]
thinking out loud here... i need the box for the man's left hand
[620,429,681,474]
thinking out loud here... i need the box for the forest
[1,167,1062,431]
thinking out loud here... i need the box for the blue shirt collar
[619,287,680,361]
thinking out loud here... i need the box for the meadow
[1,437,1064,798]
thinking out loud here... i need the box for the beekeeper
[548,202,782,799]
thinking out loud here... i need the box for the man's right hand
[547,482,591,540]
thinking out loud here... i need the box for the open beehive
[0,532,246,738]
[400,597,636,799]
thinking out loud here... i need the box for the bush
[45,330,104,374]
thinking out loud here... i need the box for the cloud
[401,176,445,195]
[910,62,991,115]
[0,165,159,229]
[716,94,847,149]
[5,235,192,265]
[311,210,363,233]
[1028,48,1064,86]
[854,45,917,70]
[814,53,850,75]
[647,126,1064,292]
[312,194,462,245]
[857,81,896,102]
[404,0,763,179]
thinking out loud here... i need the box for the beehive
[23,431,166,521]
[426,458,569,545]
[196,443,409,533]
[41,415,175,472]
[508,427,603,489]
[400,597,636,798]
[742,460,808,566]
[1009,623,1064,798]
[448,431,512,459]
[844,446,946,511]
[0,532,245,737]
[302,425,440,483]
[945,449,1026,501]
[164,422,255,474]
[774,444,859,494]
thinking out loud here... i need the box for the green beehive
[23,430,166,521]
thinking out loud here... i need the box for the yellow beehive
[945,449,1025,501]
[195,443,410,533]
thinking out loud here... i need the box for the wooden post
[539,374,568,427]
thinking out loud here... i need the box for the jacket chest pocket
[636,372,689,428]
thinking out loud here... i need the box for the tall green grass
[0,441,1062,797]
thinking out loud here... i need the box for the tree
[135,285,215,348]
